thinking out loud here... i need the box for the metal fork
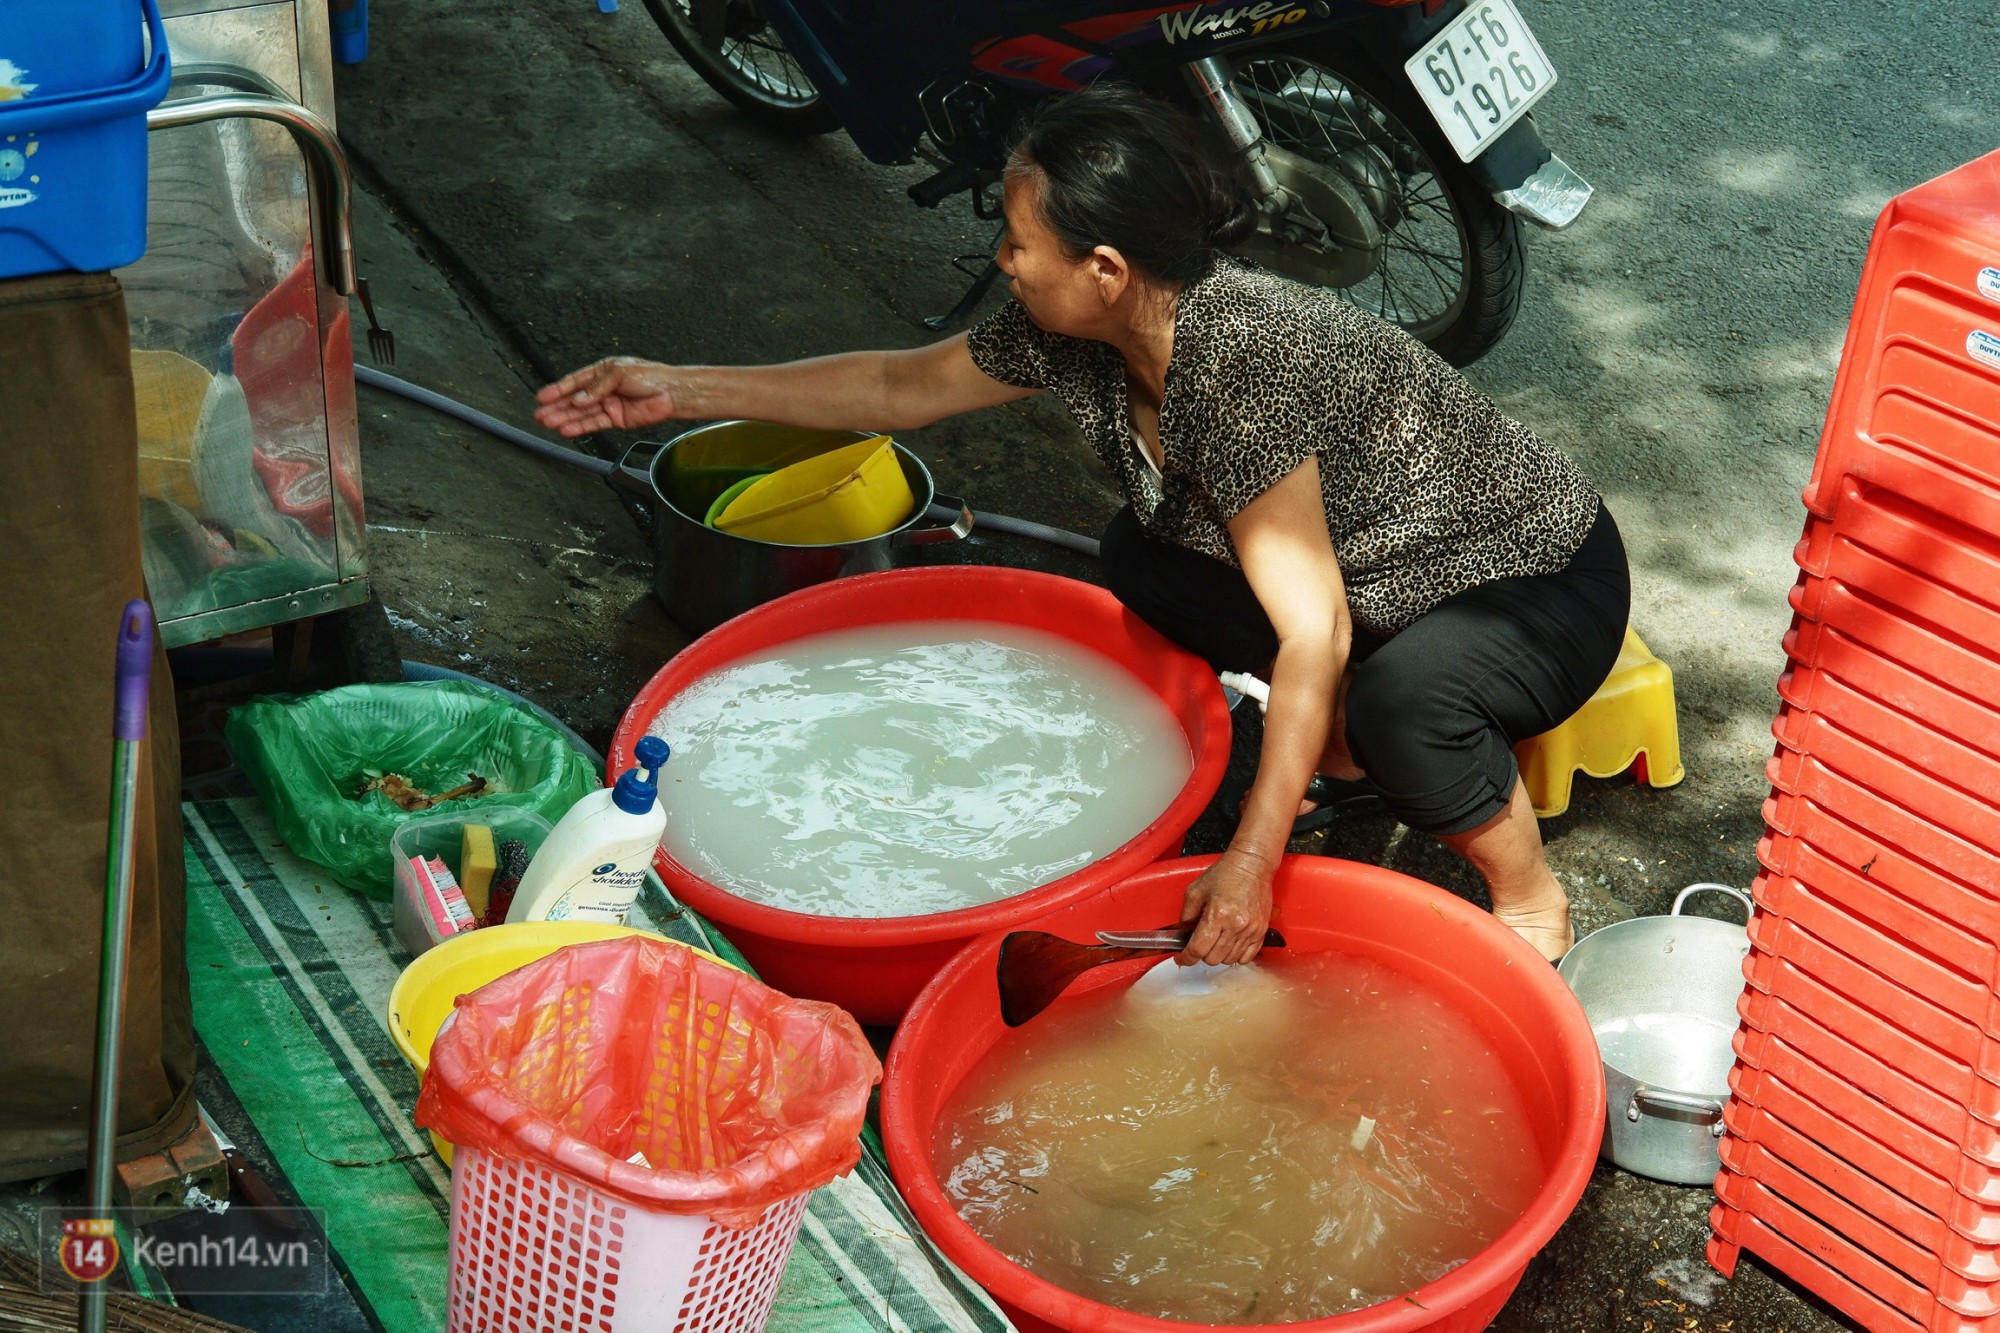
[355,276,396,364]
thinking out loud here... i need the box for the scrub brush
[481,838,533,927]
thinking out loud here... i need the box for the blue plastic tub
[0,0,171,279]
[329,0,369,65]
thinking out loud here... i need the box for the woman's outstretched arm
[1177,455,1351,966]
[533,332,1040,437]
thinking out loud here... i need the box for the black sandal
[1231,774,1386,835]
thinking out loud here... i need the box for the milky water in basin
[933,954,1545,1324]
[646,622,1193,917]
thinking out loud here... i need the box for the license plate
[1404,0,1559,163]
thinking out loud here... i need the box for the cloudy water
[933,954,1544,1324]
[647,622,1192,917]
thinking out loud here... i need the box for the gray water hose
[929,505,1100,558]
[354,365,1101,556]
[357,365,617,478]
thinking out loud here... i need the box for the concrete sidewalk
[330,2,1996,1327]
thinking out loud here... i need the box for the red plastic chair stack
[1707,149,2000,1333]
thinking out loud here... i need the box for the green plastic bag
[225,680,600,899]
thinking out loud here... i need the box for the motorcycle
[638,0,1592,365]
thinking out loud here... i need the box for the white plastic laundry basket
[447,1147,811,1333]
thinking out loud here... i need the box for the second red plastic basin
[881,854,1606,1333]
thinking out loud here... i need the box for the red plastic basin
[880,855,1605,1333]
[608,567,1232,1026]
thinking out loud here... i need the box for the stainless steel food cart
[127,0,366,648]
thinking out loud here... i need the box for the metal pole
[1181,57,1285,203]
[79,601,153,1333]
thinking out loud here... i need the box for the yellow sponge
[459,824,497,918]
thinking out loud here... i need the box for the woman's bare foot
[1492,896,1575,961]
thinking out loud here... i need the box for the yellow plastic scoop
[712,434,914,544]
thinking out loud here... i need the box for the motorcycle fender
[1463,115,1593,229]
[1461,115,1551,194]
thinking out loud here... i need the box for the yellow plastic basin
[711,434,914,544]
[386,921,733,1163]
[132,348,211,510]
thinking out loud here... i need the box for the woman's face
[997,171,1112,338]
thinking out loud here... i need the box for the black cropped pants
[1100,500,1631,836]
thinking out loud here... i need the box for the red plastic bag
[416,935,881,1228]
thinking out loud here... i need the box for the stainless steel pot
[1558,883,1753,1185]
[611,422,974,635]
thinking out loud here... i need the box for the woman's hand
[534,358,684,436]
[1177,849,1275,967]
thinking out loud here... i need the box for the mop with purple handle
[78,601,153,1333]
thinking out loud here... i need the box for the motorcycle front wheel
[1215,45,1524,367]
[641,0,839,135]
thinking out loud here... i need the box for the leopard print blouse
[967,256,1602,637]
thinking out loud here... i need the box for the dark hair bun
[1206,186,1259,250]
[1010,83,1254,288]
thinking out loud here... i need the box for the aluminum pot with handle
[609,422,973,635]
[1558,883,1753,1185]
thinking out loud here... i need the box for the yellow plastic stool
[1514,627,1685,818]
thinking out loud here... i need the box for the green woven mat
[182,796,1010,1333]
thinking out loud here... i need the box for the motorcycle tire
[641,0,840,136]
[1205,42,1525,367]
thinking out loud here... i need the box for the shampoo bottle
[506,736,670,925]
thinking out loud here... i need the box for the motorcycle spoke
[1365,246,1456,324]
[720,37,814,102]
[1388,241,1457,309]
[1228,55,1470,335]
[1404,176,1450,208]
[1377,266,1412,326]
[1384,235,1459,275]
[1387,235,1461,304]
[1391,252,1463,301]
[1407,192,1459,224]
[1363,230,1452,314]
[1401,195,1461,242]
[1246,68,1381,163]
[1382,227,1462,265]
[1388,254,1427,317]
[664,0,817,106]
[1384,208,1464,290]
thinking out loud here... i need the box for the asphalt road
[334,2,1998,1328]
